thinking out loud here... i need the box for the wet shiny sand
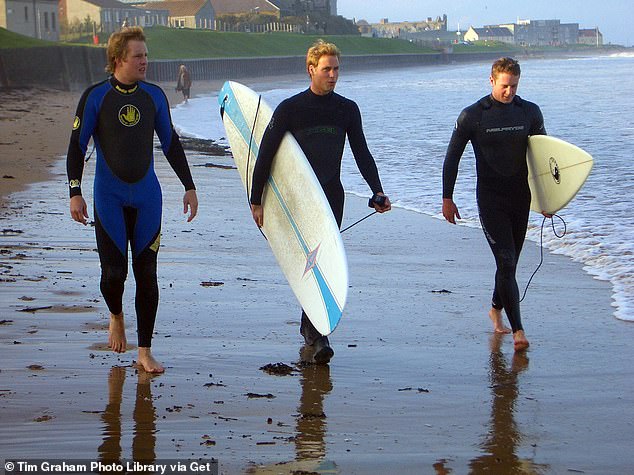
[1,152,632,474]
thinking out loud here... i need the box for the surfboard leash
[340,211,377,233]
[245,95,262,205]
[246,95,267,240]
[519,214,567,302]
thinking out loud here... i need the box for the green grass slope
[143,27,436,59]
[0,27,58,48]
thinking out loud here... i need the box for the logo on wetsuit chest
[549,157,561,184]
[304,126,338,136]
[118,105,141,127]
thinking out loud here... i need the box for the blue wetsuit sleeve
[66,87,98,198]
[442,109,472,200]
[154,88,195,191]
[347,101,383,194]
[250,103,288,206]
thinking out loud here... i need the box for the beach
[1,82,633,474]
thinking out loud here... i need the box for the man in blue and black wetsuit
[442,57,547,352]
[250,40,392,364]
[67,27,198,373]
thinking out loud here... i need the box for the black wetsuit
[443,94,545,332]
[250,88,384,342]
[67,76,195,347]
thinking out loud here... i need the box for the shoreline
[1,65,633,471]
[1,143,631,472]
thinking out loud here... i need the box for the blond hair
[306,39,341,73]
[106,26,146,74]
[491,57,521,79]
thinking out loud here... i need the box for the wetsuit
[67,76,195,347]
[250,88,384,342]
[443,94,545,332]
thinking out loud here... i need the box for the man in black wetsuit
[67,27,198,373]
[250,40,391,364]
[442,57,547,352]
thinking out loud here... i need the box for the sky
[336,0,632,46]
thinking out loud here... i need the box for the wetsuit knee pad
[100,264,127,289]
[495,249,517,276]
[131,259,158,288]
[99,264,127,314]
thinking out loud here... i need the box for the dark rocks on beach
[193,162,237,170]
[245,392,275,399]
[259,362,295,376]
[174,137,229,156]
[201,281,224,287]
[398,387,431,393]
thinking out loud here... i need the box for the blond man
[67,27,198,372]
[250,40,391,363]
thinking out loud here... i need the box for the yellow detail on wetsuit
[115,84,138,94]
[150,233,161,252]
[118,105,140,127]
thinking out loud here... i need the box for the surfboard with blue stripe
[218,81,348,335]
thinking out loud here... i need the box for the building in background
[268,0,335,16]
[463,26,514,44]
[578,27,603,46]
[142,0,213,29]
[363,15,447,38]
[512,19,579,46]
[61,0,168,35]
[1,0,59,40]
[210,0,278,17]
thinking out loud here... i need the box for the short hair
[106,26,146,74]
[306,39,340,73]
[491,57,521,78]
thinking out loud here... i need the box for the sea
[171,52,634,322]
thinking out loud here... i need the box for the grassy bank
[0,27,58,48]
[4,26,621,60]
[0,26,440,57]
[136,27,439,58]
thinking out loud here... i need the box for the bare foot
[137,347,165,374]
[489,308,511,334]
[108,312,127,353]
[513,330,530,352]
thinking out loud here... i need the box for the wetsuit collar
[483,94,523,108]
[110,76,139,94]
[307,87,334,101]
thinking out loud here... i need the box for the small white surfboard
[218,81,348,336]
[527,135,594,214]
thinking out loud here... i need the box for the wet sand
[1,84,634,474]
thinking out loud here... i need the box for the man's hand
[183,189,198,222]
[442,198,461,224]
[251,204,264,228]
[70,195,89,225]
[372,192,392,213]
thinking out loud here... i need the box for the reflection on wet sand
[295,346,333,464]
[98,366,157,464]
[468,334,548,474]
[248,346,338,474]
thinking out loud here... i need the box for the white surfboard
[218,81,348,336]
[527,135,594,214]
